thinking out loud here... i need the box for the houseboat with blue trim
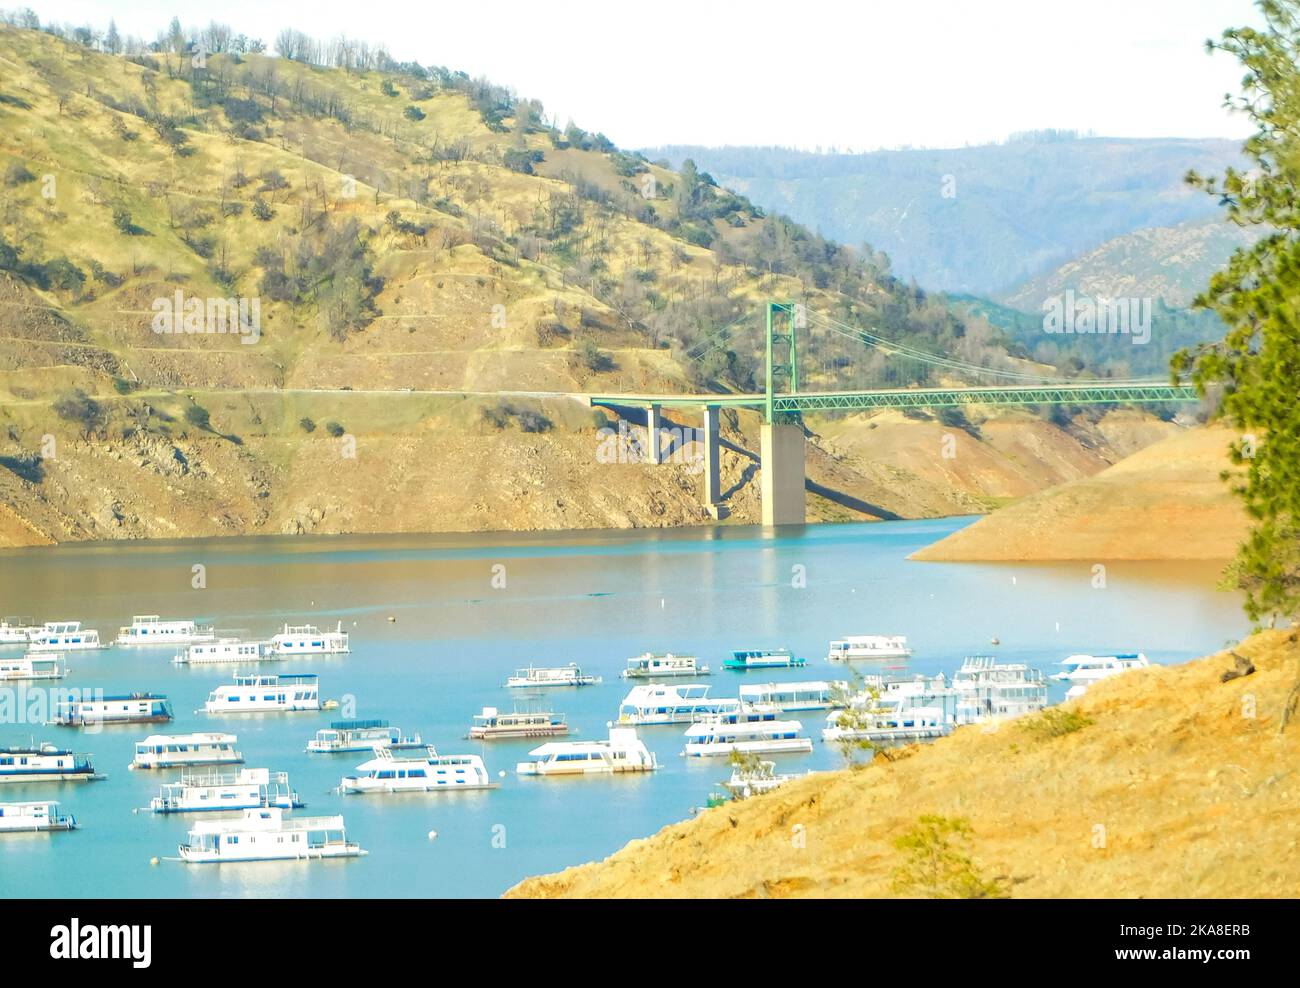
[307,719,424,753]
[0,800,76,832]
[203,673,319,714]
[0,743,102,783]
[53,693,173,727]
[28,621,101,652]
[131,733,243,770]
[468,708,568,740]
[340,747,496,794]
[0,653,64,681]
[115,615,215,646]
[150,767,302,813]
[178,808,365,863]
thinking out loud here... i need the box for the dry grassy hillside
[508,629,1300,899]
[0,25,1193,544]
[911,426,1248,561]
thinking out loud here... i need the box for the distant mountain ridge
[648,137,1243,296]
[996,215,1257,312]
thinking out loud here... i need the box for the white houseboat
[827,634,912,661]
[0,653,64,681]
[53,693,173,726]
[0,800,76,832]
[1053,652,1150,697]
[0,743,101,783]
[469,708,568,740]
[267,622,350,655]
[722,760,813,799]
[307,719,424,753]
[28,621,101,652]
[822,704,949,744]
[178,808,366,863]
[516,728,658,776]
[952,656,1048,723]
[131,733,243,770]
[505,663,601,688]
[682,707,813,757]
[617,683,740,726]
[0,617,41,646]
[621,652,709,678]
[150,768,302,813]
[115,615,215,646]
[340,747,496,794]
[724,648,806,670]
[738,680,849,712]
[175,638,273,666]
[203,673,320,714]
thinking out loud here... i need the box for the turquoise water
[0,518,1247,898]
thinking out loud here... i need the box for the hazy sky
[24,0,1262,150]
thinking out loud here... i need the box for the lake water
[0,518,1248,898]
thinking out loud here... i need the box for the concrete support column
[646,404,662,465]
[702,405,721,506]
[760,422,806,526]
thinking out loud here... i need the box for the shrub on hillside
[891,816,1007,899]
[52,389,103,434]
[1020,707,1093,740]
[3,162,35,187]
[183,403,211,431]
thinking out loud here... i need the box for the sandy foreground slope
[507,630,1300,898]
[910,425,1249,561]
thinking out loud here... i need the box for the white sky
[23,0,1261,150]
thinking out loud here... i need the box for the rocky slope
[0,391,1173,545]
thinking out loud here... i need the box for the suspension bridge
[587,301,1198,526]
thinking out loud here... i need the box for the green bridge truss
[587,301,1200,418]
[772,382,1197,412]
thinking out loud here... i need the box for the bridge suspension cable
[801,308,1160,387]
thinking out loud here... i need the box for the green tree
[1175,1,1300,627]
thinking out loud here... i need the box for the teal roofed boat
[724,648,806,670]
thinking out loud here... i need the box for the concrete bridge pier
[645,404,663,464]
[702,405,721,512]
[760,422,806,526]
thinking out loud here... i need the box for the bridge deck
[588,382,1198,413]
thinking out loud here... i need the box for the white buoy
[427,830,438,841]
[388,616,396,623]
[498,770,506,779]
[149,856,160,866]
